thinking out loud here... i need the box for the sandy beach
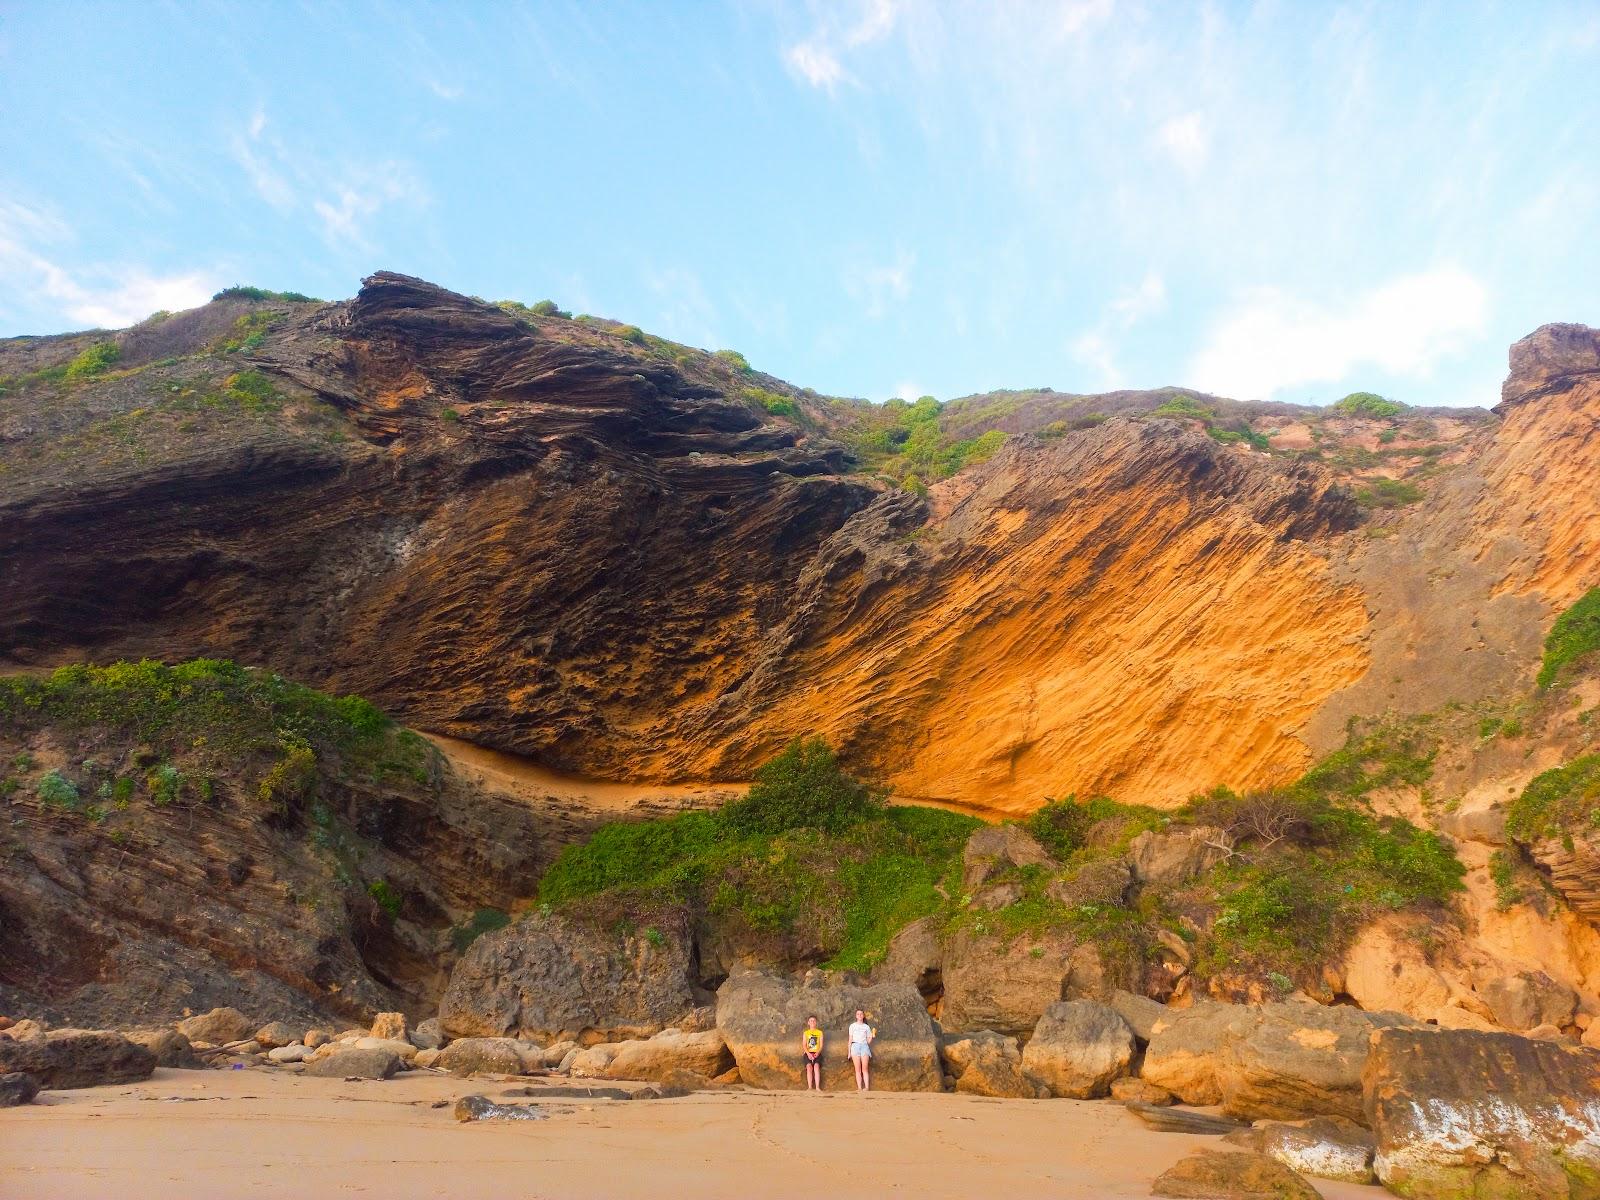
[0,1070,1389,1200]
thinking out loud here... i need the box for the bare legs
[851,1052,870,1091]
[806,1060,821,1090]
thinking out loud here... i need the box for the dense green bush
[1536,587,1600,689]
[720,737,884,836]
[212,286,319,303]
[744,387,797,418]
[64,342,120,381]
[1507,754,1600,843]
[1354,477,1423,509]
[1333,392,1407,419]
[714,349,752,372]
[529,299,569,318]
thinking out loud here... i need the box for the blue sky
[2,1,1597,408]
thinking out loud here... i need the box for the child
[801,1015,824,1090]
[847,1009,875,1091]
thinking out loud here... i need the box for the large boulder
[1020,1000,1135,1098]
[1364,1026,1600,1199]
[1127,826,1227,888]
[126,1029,202,1070]
[176,1007,256,1046]
[1108,989,1167,1042]
[715,971,941,1091]
[960,825,1055,893]
[436,1037,528,1076]
[439,910,697,1044]
[938,924,1077,1037]
[1140,1002,1254,1105]
[253,1021,302,1049]
[1218,1001,1416,1123]
[1142,1000,1415,1122]
[0,1028,156,1089]
[1152,1149,1321,1200]
[1480,970,1579,1033]
[602,1028,732,1083]
[1224,1116,1376,1185]
[939,1030,1034,1098]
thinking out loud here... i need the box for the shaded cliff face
[2,277,1595,814]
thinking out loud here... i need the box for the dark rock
[1364,1026,1600,1199]
[1125,1103,1249,1136]
[302,1048,401,1080]
[454,1093,548,1122]
[1,1072,39,1107]
[1151,1149,1321,1199]
[0,1028,156,1089]
[440,910,697,1044]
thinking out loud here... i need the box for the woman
[801,1015,824,1091]
[847,1008,875,1091]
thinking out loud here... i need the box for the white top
[848,1021,874,1047]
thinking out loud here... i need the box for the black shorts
[804,1052,822,1067]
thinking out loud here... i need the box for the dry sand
[0,1069,1390,1200]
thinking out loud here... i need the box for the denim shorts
[849,1043,872,1058]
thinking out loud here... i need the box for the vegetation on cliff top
[1507,754,1600,844]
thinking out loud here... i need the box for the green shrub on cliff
[1333,392,1406,419]
[64,341,120,381]
[1536,587,1600,689]
[720,737,884,836]
[1506,753,1600,844]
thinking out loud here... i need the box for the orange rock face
[2,277,1597,815]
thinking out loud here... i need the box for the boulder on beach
[253,1021,301,1049]
[267,1043,310,1064]
[1152,1149,1321,1200]
[1364,1026,1600,1199]
[436,1036,528,1076]
[1224,1115,1376,1184]
[0,1028,156,1089]
[715,970,941,1091]
[939,1030,1034,1098]
[369,1012,407,1041]
[439,910,697,1044]
[1,1072,40,1107]
[411,1018,444,1050]
[176,1008,256,1046]
[1021,1001,1135,1099]
[1107,989,1167,1043]
[126,1028,202,1069]
[601,1028,733,1084]
[303,1047,402,1080]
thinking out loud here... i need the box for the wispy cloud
[1187,267,1490,400]
[229,108,425,250]
[1156,111,1210,173]
[782,0,902,90]
[0,201,216,329]
[845,249,915,319]
[1070,270,1167,387]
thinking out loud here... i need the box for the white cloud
[783,0,902,90]
[845,249,914,318]
[229,109,424,249]
[894,381,923,401]
[1156,111,1210,172]
[0,201,217,329]
[1070,270,1167,386]
[1187,267,1490,400]
[1060,0,1115,38]
[424,78,464,101]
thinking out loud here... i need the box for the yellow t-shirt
[803,1028,823,1053]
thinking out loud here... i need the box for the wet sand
[0,1069,1389,1200]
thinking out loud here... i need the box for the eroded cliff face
[0,274,1377,812]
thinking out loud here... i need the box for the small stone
[369,1012,407,1042]
[267,1044,310,1064]
[1,1072,40,1107]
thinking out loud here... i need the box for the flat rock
[302,1048,400,1080]
[1125,1103,1248,1136]
[1021,1001,1134,1099]
[1364,1026,1600,1199]
[1225,1116,1375,1184]
[353,1036,419,1061]
[1151,1149,1321,1199]
[454,1093,548,1122]
[1,1072,40,1107]
[1110,1076,1173,1106]
[0,1028,156,1089]
[602,1028,732,1083]
[501,1083,637,1101]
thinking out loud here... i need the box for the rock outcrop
[939,1030,1034,1098]
[439,910,697,1044]
[0,1028,156,1089]
[715,971,941,1091]
[1224,1116,1376,1185]
[1019,1001,1135,1099]
[1364,1027,1600,1199]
